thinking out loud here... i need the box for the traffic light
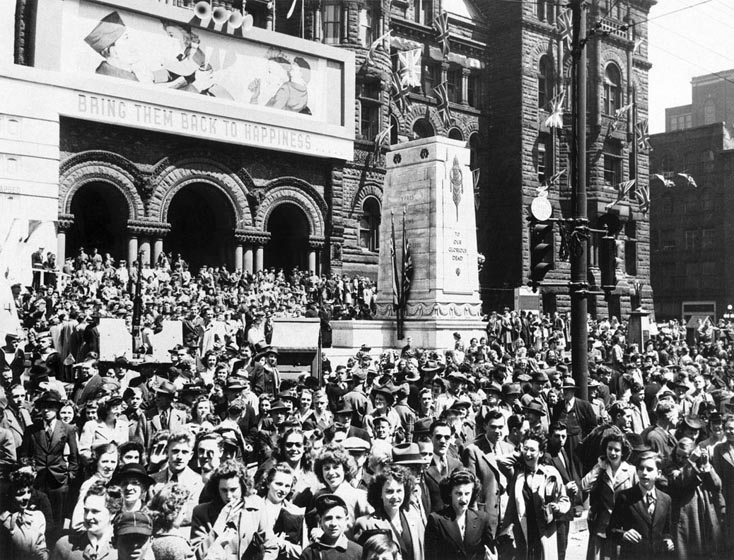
[599,235,624,289]
[529,221,554,284]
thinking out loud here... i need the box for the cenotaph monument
[331,136,486,351]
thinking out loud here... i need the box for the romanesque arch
[254,178,327,238]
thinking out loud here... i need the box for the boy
[301,494,362,560]
[607,450,674,560]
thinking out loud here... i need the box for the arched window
[704,98,716,124]
[603,63,622,115]
[538,56,553,109]
[448,127,463,141]
[359,196,381,251]
[413,118,434,139]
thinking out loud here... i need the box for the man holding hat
[20,390,79,539]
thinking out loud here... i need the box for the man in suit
[641,401,678,463]
[462,409,514,535]
[551,377,597,474]
[3,383,33,449]
[134,381,187,452]
[151,429,204,530]
[20,390,79,540]
[543,421,582,560]
[250,347,282,397]
[425,420,462,512]
[608,451,674,560]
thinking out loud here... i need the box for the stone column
[255,246,264,272]
[461,68,470,105]
[244,246,253,274]
[152,238,164,265]
[309,237,325,275]
[56,214,74,269]
[127,236,139,267]
[234,244,243,271]
[139,239,151,266]
[308,250,317,274]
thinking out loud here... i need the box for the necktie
[161,410,169,429]
[646,494,655,516]
[46,424,53,444]
[440,458,447,477]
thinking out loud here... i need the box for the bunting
[434,11,451,58]
[472,168,481,209]
[635,119,651,151]
[364,29,391,66]
[544,91,566,129]
[398,47,423,88]
[557,8,573,52]
[633,37,644,54]
[433,82,453,128]
[636,183,650,214]
[544,168,567,189]
[651,173,675,189]
[676,172,698,188]
[391,70,412,114]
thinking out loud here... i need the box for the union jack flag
[472,168,481,209]
[607,179,636,210]
[434,10,451,58]
[636,183,650,214]
[651,173,675,189]
[373,124,392,158]
[433,82,452,128]
[398,47,423,88]
[609,102,633,132]
[676,172,698,189]
[544,91,566,129]
[635,119,651,151]
[391,70,412,114]
[557,8,573,52]
[544,168,567,189]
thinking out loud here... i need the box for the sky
[647,0,734,132]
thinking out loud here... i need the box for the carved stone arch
[59,151,145,220]
[530,40,555,69]
[255,179,326,238]
[148,158,253,228]
[599,51,626,81]
[351,183,383,219]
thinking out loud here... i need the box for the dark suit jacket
[20,420,79,489]
[425,507,493,560]
[190,500,224,541]
[134,407,187,450]
[551,398,597,437]
[607,486,673,560]
[543,448,582,512]
[424,455,462,512]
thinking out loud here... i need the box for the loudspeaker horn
[194,1,212,21]
[212,5,231,27]
[228,9,244,29]
[242,13,254,31]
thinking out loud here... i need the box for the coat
[134,407,188,451]
[498,463,570,560]
[49,531,116,560]
[607,486,673,560]
[425,507,494,560]
[21,420,79,490]
[462,436,514,535]
[581,459,637,537]
[662,460,723,559]
[353,509,425,560]
[424,455,462,512]
[0,509,47,560]
[711,443,734,551]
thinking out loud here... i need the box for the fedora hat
[36,390,63,408]
[420,360,444,374]
[522,400,546,417]
[392,443,427,465]
[502,383,522,396]
[269,400,290,413]
[561,377,578,390]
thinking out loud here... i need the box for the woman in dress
[0,469,48,560]
[582,432,637,560]
[78,395,129,464]
[353,465,424,560]
[425,469,494,560]
[71,442,119,531]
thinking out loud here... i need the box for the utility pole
[570,0,589,401]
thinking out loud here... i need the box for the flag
[401,209,413,308]
[24,219,42,243]
[434,11,451,58]
[633,37,644,53]
[398,47,422,88]
[635,119,651,151]
[636,183,650,214]
[676,172,698,188]
[433,82,452,128]
[557,8,573,52]
[544,90,566,129]
[544,168,567,188]
[373,124,392,158]
[609,179,636,208]
[286,0,299,18]
[651,173,675,189]
[610,102,633,131]
[364,29,391,66]
[391,70,412,114]
[390,213,400,309]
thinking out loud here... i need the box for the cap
[115,511,152,537]
[344,437,370,452]
[413,417,433,437]
[502,383,522,396]
[314,493,348,516]
[84,11,126,54]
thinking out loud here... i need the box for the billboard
[65,3,339,125]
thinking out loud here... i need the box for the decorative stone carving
[127,220,171,237]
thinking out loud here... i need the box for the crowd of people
[3,254,734,559]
